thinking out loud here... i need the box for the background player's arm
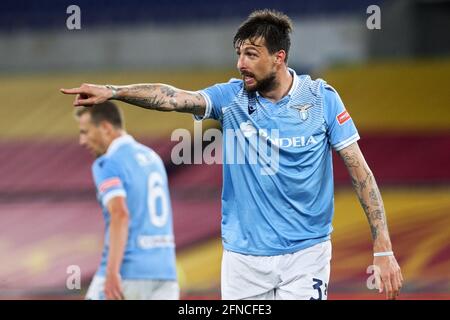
[105,196,129,300]
[60,83,206,116]
[338,142,403,299]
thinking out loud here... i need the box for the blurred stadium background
[0,0,449,300]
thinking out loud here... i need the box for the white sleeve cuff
[102,189,127,207]
[192,91,212,121]
[333,133,360,151]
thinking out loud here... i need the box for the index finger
[60,87,83,95]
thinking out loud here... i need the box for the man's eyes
[236,51,258,57]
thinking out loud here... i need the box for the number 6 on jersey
[147,172,169,228]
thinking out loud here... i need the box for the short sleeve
[194,79,242,121]
[92,158,126,207]
[323,85,360,151]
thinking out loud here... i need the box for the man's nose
[79,135,86,146]
[237,54,245,71]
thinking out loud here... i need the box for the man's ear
[99,120,113,134]
[274,50,287,65]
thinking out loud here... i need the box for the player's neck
[259,68,293,103]
[105,130,126,151]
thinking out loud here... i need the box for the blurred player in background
[74,102,179,300]
[62,9,402,300]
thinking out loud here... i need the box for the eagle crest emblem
[291,104,313,121]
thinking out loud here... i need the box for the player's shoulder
[201,78,244,110]
[215,78,244,94]
[132,142,166,168]
[220,78,244,94]
[321,82,343,105]
[292,72,340,103]
[92,155,106,171]
[323,83,339,96]
[92,154,120,174]
[133,140,155,156]
[295,73,330,97]
[301,75,340,101]
[228,78,243,86]
[320,82,346,122]
[324,83,337,92]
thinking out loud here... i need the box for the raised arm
[60,83,206,116]
[338,142,403,300]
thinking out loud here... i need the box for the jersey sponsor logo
[227,121,280,175]
[275,135,317,148]
[98,177,122,193]
[138,235,175,249]
[337,110,351,125]
[290,104,313,121]
[240,121,318,148]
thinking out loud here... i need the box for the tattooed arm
[339,142,390,245]
[338,142,403,299]
[60,83,206,116]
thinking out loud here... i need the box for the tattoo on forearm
[368,209,386,240]
[169,98,178,109]
[351,167,372,190]
[368,209,384,221]
[341,149,389,241]
[114,85,164,109]
[342,152,361,168]
[160,86,176,97]
[119,95,166,110]
[114,84,204,114]
[369,223,378,241]
[358,178,388,241]
[369,189,380,205]
[178,97,204,114]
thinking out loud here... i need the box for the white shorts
[85,276,180,300]
[221,240,332,300]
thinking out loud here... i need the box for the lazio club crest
[291,104,313,121]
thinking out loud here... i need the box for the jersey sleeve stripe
[333,133,360,151]
[193,90,212,121]
[99,177,122,193]
[102,189,127,207]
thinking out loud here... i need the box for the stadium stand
[0,0,380,31]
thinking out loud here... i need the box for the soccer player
[62,9,403,300]
[74,102,179,300]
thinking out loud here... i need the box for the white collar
[106,134,134,156]
[287,68,299,97]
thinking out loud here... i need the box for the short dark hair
[233,9,293,62]
[75,101,124,129]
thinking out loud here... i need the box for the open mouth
[243,75,255,85]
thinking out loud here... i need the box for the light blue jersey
[197,69,360,255]
[92,135,177,280]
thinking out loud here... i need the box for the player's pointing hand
[60,83,115,106]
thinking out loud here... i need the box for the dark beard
[244,72,278,94]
